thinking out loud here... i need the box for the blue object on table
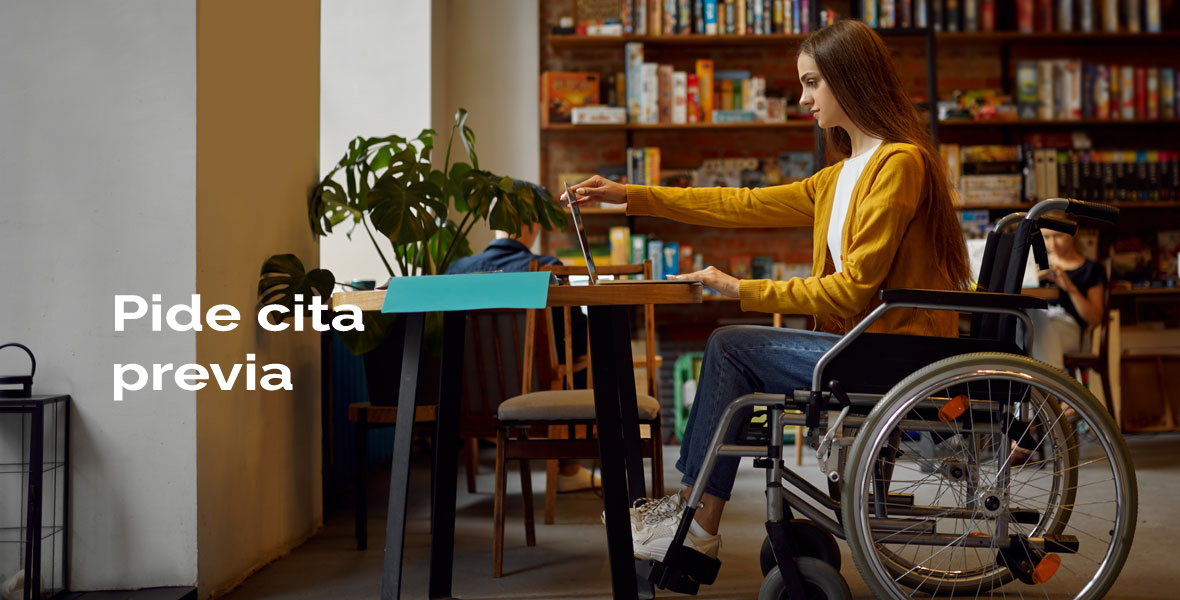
[380,272,551,313]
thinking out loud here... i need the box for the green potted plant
[259,109,566,402]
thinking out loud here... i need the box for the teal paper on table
[380,272,551,313]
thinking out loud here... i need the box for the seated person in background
[446,223,598,492]
[1030,220,1106,371]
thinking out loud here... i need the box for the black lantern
[1,344,69,599]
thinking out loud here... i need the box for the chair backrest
[532,260,659,398]
[459,308,554,437]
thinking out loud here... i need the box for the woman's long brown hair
[800,20,972,290]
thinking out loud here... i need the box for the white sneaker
[599,492,682,527]
[0,570,25,600]
[630,494,721,562]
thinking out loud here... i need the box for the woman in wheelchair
[566,18,971,561]
[566,18,1135,600]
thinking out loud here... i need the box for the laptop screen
[564,181,600,285]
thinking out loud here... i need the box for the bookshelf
[537,0,1180,296]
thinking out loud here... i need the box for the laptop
[564,181,700,286]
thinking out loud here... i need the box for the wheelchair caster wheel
[758,557,851,600]
[759,520,842,576]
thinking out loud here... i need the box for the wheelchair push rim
[842,352,1137,600]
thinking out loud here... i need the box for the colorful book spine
[1124,0,1140,33]
[1146,0,1161,32]
[800,0,809,32]
[736,0,746,34]
[610,226,631,267]
[1037,60,1055,119]
[1064,60,1082,119]
[636,0,648,34]
[1134,66,1147,119]
[1016,61,1039,119]
[792,0,801,32]
[963,0,977,31]
[623,0,634,33]
[1017,0,1034,32]
[881,0,895,28]
[900,0,913,28]
[725,0,736,33]
[1147,68,1159,119]
[631,234,647,268]
[1058,0,1073,32]
[1095,64,1111,119]
[658,65,674,123]
[1162,68,1175,119]
[1109,63,1121,119]
[625,43,644,123]
[1038,0,1053,31]
[1102,0,1118,32]
[1120,65,1135,119]
[945,0,959,31]
[696,59,714,123]
[1079,0,1095,32]
[916,0,928,27]
[704,0,718,33]
[672,71,688,123]
[650,0,663,35]
[647,239,664,281]
[980,0,995,31]
[686,73,700,123]
[641,62,659,124]
[1081,62,1094,119]
[661,242,680,277]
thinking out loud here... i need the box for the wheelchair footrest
[639,545,722,593]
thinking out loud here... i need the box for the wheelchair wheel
[759,520,842,576]
[758,557,851,600]
[842,353,1137,599]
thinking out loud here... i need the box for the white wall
[320,0,433,283]
[0,0,198,589]
[433,0,541,253]
[319,0,542,280]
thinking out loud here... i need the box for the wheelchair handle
[1029,198,1119,225]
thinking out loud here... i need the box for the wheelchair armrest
[880,288,1048,311]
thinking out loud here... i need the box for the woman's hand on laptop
[562,175,626,206]
[668,266,740,298]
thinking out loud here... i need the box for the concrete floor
[222,433,1180,599]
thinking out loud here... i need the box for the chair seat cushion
[498,390,660,422]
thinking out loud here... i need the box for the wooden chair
[491,260,666,578]
[1063,285,1115,416]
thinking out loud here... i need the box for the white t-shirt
[827,141,882,273]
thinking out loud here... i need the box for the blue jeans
[676,325,839,501]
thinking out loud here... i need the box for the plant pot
[362,314,442,408]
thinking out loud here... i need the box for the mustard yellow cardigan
[625,142,958,338]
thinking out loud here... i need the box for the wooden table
[333,281,702,599]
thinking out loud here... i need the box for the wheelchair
[637,198,1137,599]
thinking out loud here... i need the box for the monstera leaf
[257,254,336,325]
[263,108,567,355]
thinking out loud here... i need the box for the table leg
[607,306,649,501]
[356,407,368,550]
[381,312,425,600]
[429,311,466,598]
[587,305,652,600]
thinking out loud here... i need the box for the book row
[617,0,837,36]
[1015,60,1178,121]
[873,0,1167,33]
[942,143,1180,206]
